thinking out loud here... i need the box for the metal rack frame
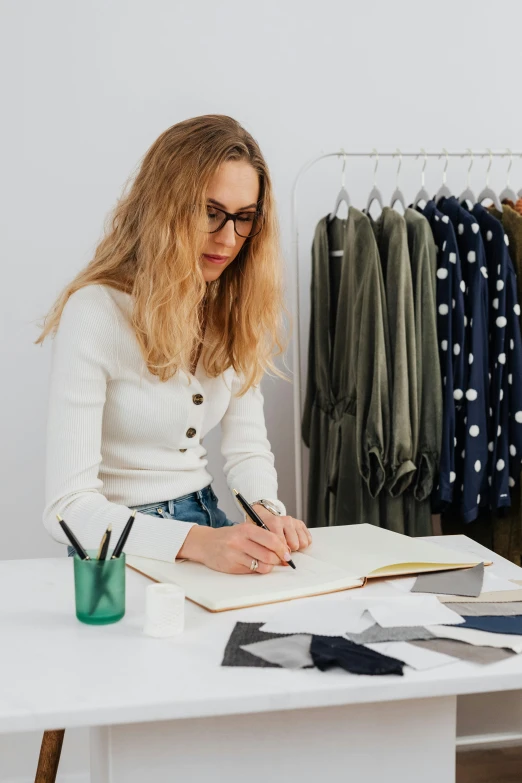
[291,149,522,520]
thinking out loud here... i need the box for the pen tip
[108,524,112,531]
[56,514,63,522]
[132,509,137,517]
[232,488,238,496]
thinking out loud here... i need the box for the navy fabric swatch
[457,615,522,635]
[310,635,405,676]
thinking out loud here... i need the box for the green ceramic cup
[73,550,126,625]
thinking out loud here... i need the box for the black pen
[97,524,112,561]
[56,515,90,560]
[232,489,296,569]
[111,510,137,559]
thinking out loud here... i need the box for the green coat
[369,208,417,534]
[302,209,390,528]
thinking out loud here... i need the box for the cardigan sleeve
[42,285,197,562]
[220,371,286,516]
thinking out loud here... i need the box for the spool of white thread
[143,582,185,637]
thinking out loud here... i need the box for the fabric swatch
[222,622,292,668]
[366,595,463,627]
[241,635,314,669]
[411,563,484,597]
[427,624,522,653]
[457,615,522,636]
[365,641,456,670]
[310,635,404,676]
[260,599,373,636]
[448,601,522,617]
[440,587,522,603]
[345,624,436,644]
[411,638,515,665]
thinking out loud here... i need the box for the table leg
[90,695,457,783]
[34,729,65,783]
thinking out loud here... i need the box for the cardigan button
[192,393,204,405]
[179,448,187,452]
[186,428,196,438]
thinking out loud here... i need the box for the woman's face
[200,160,260,282]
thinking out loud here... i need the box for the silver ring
[250,559,259,572]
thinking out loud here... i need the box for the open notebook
[126,523,490,612]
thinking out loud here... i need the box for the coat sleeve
[356,244,390,497]
[42,286,197,562]
[301,238,318,449]
[385,221,418,497]
[220,372,286,515]
[411,222,443,501]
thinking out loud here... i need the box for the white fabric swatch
[482,572,521,593]
[260,600,374,636]
[364,595,464,628]
[385,577,417,593]
[427,624,522,653]
[365,641,457,671]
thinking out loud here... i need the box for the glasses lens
[206,206,226,233]
[205,206,262,237]
[235,211,261,238]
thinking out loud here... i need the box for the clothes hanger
[477,148,502,211]
[328,150,351,222]
[389,149,407,213]
[498,149,518,204]
[365,149,385,216]
[433,148,452,202]
[412,149,431,208]
[458,148,476,208]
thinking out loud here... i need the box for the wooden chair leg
[35,729,65,783]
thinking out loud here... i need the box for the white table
[2,536,522,783]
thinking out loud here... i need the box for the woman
[37,114,311,574]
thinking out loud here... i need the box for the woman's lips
[203,254,229,265]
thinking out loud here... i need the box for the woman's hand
[177,522,293,574]
[251,506,312,552]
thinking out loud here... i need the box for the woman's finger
[237,552,273,575]
[239,538,285,566]
[281,519,300,552]
[246,524,291,563]
[294,521,310,550]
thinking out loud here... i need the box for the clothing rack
[291,149,522,520]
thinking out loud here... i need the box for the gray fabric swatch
[411,562,484,597]
[241,635,314,669]
[411,638,515,665]
[345,624,436,644]
[448,601,522,617]
[222,622,292,668]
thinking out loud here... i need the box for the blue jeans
[67,484,236,556]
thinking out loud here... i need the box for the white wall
[1,0,522,776]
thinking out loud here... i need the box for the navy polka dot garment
[419,201,465,510]
[470,203,522,510]
[438,197,489,523]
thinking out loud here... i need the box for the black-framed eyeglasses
[205,205,263,238]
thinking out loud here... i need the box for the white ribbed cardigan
[42,284,286,561]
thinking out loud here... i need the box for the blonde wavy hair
[35,114,290,394]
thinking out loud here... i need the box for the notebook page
[304,524,483,580]
[127,551,363,612]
